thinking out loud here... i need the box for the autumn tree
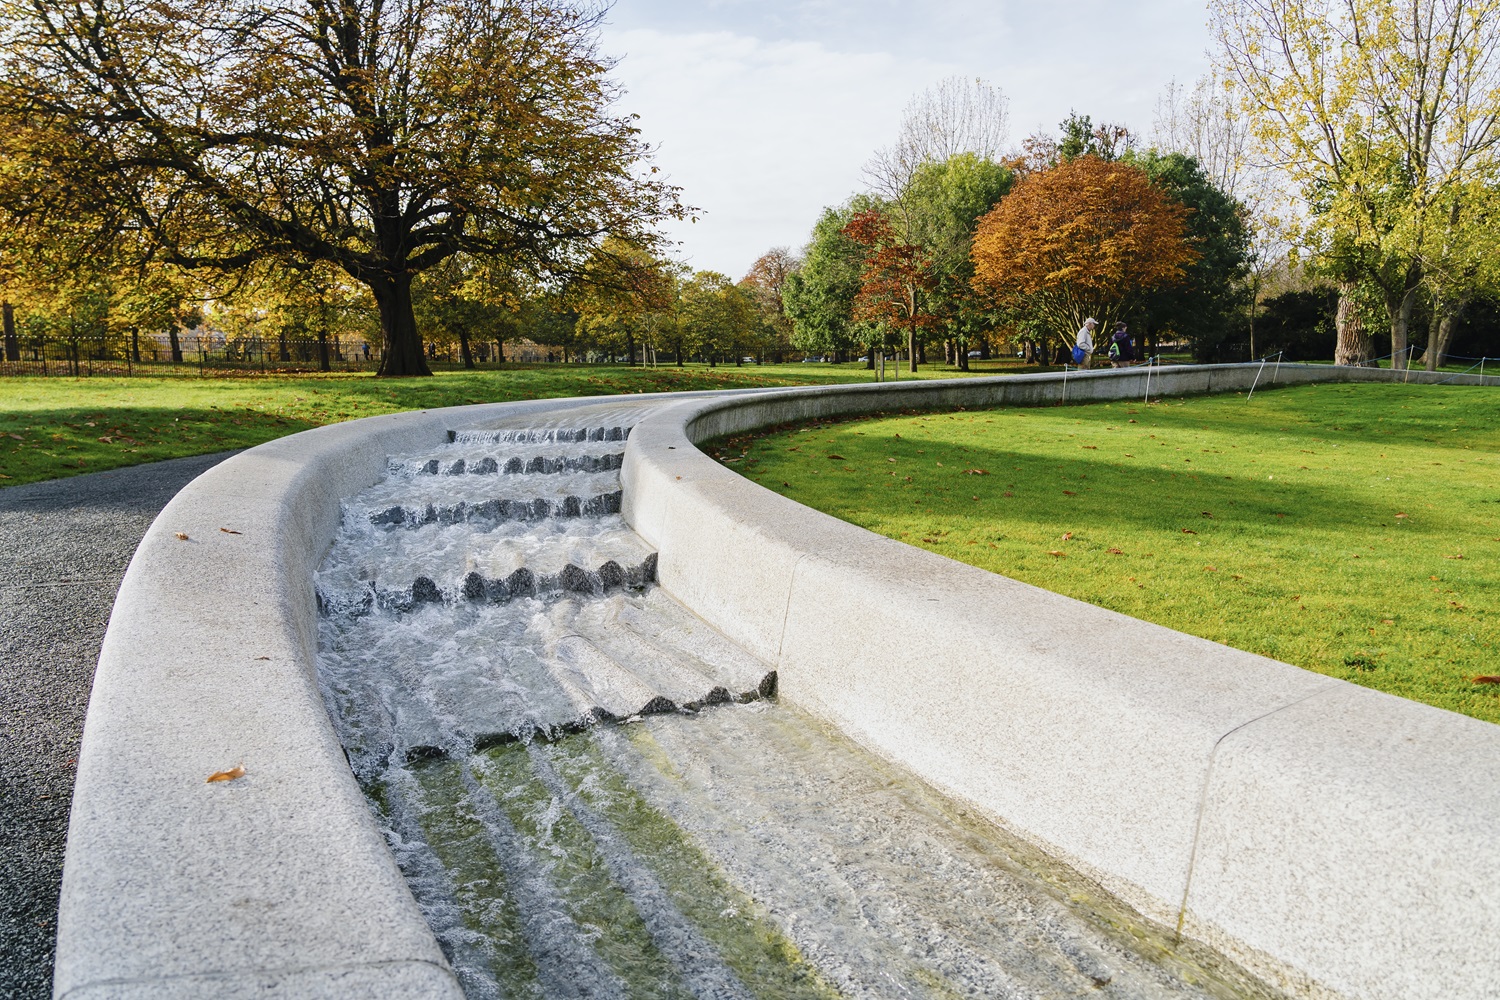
[842,210,936,368]
[0,0,685,376]
[1213,0,1500,368]
[970,155,1196,343]
[572,240,679,365]
[740,248,799,358]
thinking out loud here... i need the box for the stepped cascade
[313,402,1282,1000]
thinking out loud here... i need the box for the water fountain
[55,366,1500,1000]
[311,400,1283,999]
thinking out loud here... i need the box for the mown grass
[0,360,1019,486]
[714,382,1500,724]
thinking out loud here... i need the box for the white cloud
[599,2,1215,277]
[604,28,960,278]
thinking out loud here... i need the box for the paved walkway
[0,453,237,1000]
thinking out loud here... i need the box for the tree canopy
[0,0,685,375]
[970,155,1197,339]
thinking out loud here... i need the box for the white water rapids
[314,401,1284,1000]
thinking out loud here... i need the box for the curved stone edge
[53,394,650,1000]
[621,363,1500,1000]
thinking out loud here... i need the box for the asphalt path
[0,452,238,1000]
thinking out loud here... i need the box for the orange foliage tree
[841,210,936,367]
[970,155,1196,341]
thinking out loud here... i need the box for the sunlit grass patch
[716,382,1500,724]
[0,361,1010,486]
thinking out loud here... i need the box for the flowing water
[314,402,1284,1000]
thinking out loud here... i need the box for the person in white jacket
[1074,317,1097,368]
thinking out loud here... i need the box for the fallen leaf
[97,436,114,444]
[1181,528,1197,534]
[964,468,989,475]
[1124,453,1134,458]
[887,457,897,463]
[1396,512,1409,519]
[1200,511,1213,518]
[1062,490,1077,496]
[1047,550,1065,557]
[1445,553,1464,560]
[254,656,271,660]
[1080,445,1097,450]
[206,764,245,784]
[1107,547,1123,555]
[1473,676,1500,685]
[1061,531,1074,540]
[219,528,242,535]
[1204,565,1217,572]
[174,532,190,541]
[827,454,845,460]
[1002,490,1012,496]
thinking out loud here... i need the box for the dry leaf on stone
[174,532,190,541]
[206,765,245,783]
[220,528,242,535]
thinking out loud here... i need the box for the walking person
[1109,321,1134,367]
[1073,317,1097,369]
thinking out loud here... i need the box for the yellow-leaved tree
[1212,0,1500,368]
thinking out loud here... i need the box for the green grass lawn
[0,359,1020,487]
[712,382,1500,724]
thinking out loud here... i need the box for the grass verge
[714,382,1500,724]
[0,360,1022,487]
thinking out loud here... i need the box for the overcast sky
[597,0,1217,279]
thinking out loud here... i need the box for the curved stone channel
[314,400,1284,1000]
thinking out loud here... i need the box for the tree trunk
[277,329,290,362]
[1422,295,1468,371]
[4,301,21,362]
[957,346,969,371]
[459,326,475,369]
[130,327,140,364]
[675,345,683,366]
[1386,283,1419,370]
[169,327,183,363]
[497,339,505,362]
[373,273,431,376]
[626,330,636,366]
[907,324,917,373]
[1334,282,1371,366]
[317,330,331,372]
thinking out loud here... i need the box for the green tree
[1128,151,1252,360]
[782,202,876,363]
[679,271,755,366]
[905,153,1014,368]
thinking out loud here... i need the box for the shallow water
[314,402,1284,1000]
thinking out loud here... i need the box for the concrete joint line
[775,552,811,666]
[1172,681,1343,941]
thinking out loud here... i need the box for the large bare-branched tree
[0,0,684,375]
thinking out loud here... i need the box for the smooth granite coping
[53,393,691,1000]
[56,364,1499,1000]
[621,363,1500,1000]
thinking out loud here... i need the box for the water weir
[313,401,1283,999]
